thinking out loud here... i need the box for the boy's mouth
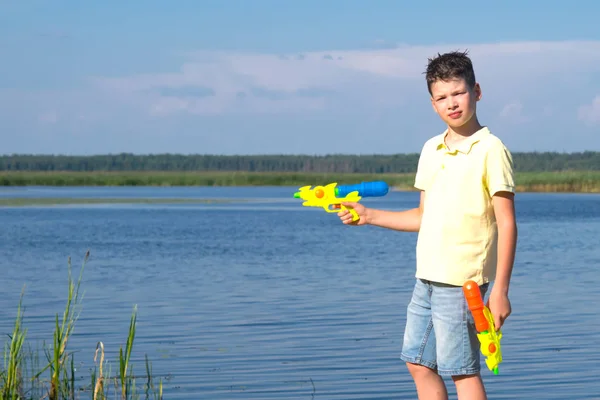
[448,111,462,119]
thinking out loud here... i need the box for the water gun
[293,181,389,221]
[462,280,503,375]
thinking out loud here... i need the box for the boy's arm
[484,141,517,330]
[492,191,517,294]
[488,190,517,330]
[340,141,430,231]
[340,190,425,232]
[365,190,425,232]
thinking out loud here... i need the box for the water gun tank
[335,181,389,198]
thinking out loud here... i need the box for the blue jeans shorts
[400,278,489,377]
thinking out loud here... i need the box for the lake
[1,186,599,399]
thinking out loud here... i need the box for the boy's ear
[430,97,438,114]
[474,83,482,101]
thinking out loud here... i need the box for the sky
[1,0,600,155]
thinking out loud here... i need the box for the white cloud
[499,101,530,123]
[3,39,600,154]
[91,40,600,119]
[578,95,600,125]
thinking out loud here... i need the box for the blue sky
[2,0,600,155]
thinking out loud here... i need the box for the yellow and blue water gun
[293,181,389,221]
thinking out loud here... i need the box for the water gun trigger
[322,202,360,221]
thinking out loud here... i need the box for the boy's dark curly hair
[425,50,476,95]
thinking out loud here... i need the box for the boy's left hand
[487,289,511,330]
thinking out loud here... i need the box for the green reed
[1,170,600,192]
[40,252,85,400]
[0,170,417,188]
[1,288,27,400]
[118,307,136,399]
[515,170,600,192]
[0,252,164,400]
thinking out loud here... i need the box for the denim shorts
[400,278,489,376]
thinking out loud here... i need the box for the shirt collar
[435,126,490,154]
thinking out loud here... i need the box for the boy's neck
[446,116,483,141]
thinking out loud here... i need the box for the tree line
[1,152,599,173]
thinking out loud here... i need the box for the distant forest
[1,152,599,173]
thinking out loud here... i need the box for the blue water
[1,187,599,399]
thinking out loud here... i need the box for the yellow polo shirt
[414,127,515,286]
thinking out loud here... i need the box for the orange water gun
[462,280,503,375]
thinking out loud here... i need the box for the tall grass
[1,288,27,399]
[0,252,163,400]
[0,170,413,187]
[515,170,600,192]
[1,170,600,192]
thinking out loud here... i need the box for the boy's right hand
[337,201,368,225]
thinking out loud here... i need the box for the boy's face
[429,77,481,129]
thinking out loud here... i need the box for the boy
[337,50,517,400]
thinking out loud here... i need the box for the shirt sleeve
[485,141,515,196]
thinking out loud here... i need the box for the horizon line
[1,150,600,158]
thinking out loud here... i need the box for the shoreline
[0,197,241,207]
[1,170,600,193]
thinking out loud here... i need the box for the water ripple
[0,190,599,399]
